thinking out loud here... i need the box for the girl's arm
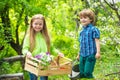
[95,38,100,59]
[54,49,64,57]
[22,34,32,57]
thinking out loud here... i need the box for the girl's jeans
[29,72,48,80]
[79,54,96,78]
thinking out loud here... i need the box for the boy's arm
[95,38,100,59]
[76,53,80,60]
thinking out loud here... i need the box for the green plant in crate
[35,52,53,70]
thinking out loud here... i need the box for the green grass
[93,56,120,80]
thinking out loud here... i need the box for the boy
[77,9,100,78]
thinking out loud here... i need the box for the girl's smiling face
[80,16,92,26]
[32,19,43,32]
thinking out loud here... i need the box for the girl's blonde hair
[79,9,95,25]
[28,14,50,53]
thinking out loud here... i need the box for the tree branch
[104,0,120,24]
[99,0,115,20]
[0,73,24,80]
[105,72,120,76]
[104,0,116,10]
[16,3,25,45]
[0,46,4,50]
[1,55,24,63]
[10,41,22,55]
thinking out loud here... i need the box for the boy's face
[32,19,44,32]
[80,16,92,26]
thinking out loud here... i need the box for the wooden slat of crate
[60,62,71,66]
[38,69,71,76]
[24,56,72,76]
[58,57,72,66]
[38,64,72,76]
[39,69,71,76]
[26,59,38,67]
[26,57,45,69]
[24,62,39,76]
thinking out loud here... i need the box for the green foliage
[0,25,8,59]
[53,35,79,59]
[0,0,120,79]
[0,62,22,75]
[0,24,17,59]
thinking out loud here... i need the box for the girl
[22,14,63,80]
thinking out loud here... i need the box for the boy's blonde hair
[28,14,50,53]
[79,9,95,25]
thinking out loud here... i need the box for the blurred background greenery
[0,0,120,80]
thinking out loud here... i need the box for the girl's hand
[95,53,100,59]
[58,52,64,57]
[26,51,32,58]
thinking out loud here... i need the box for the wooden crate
[24,56,72,76]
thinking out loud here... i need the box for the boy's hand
[76,54,80,61]
[95,53,100,59]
